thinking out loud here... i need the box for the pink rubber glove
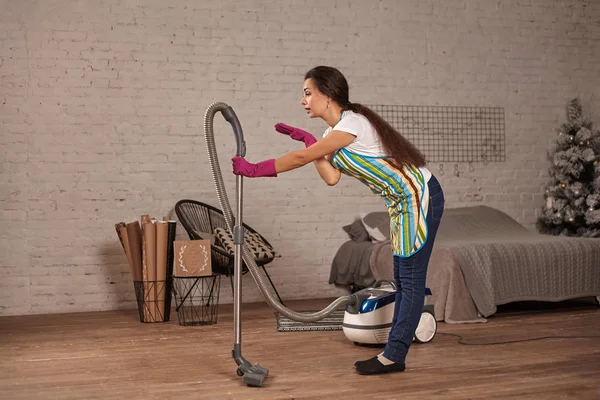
[232,156,277,178]
[275,123,317,147]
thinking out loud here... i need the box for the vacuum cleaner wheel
[413,310,436,343]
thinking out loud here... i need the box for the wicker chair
[174,199,284,305]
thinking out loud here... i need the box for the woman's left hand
[275,123,317,147]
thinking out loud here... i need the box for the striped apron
[331,148,429,257]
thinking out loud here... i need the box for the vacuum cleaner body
[342,281,437,345]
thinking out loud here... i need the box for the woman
[232,66,445,375]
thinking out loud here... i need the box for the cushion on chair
[343,219,371,242]
[191,229,216,244]
[213,227,275,262]
[360,212,391,242]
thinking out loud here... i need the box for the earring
[327,102,330,108]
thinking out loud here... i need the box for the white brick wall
[1,0,599,316]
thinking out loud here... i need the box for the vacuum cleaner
[203,102,437,386]
[203,102,361,387]
[342,280,437,345]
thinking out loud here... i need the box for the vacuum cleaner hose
[204,101,354,322]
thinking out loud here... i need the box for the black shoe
[354,356,405,375]
[354,358,369,368]
[353,356,382,368]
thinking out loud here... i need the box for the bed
[329,205,600,323]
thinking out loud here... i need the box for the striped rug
[275,310,345,332]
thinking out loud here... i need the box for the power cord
[437,332,600,346]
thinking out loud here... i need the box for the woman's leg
[384,175,445,364]
[355,176,445,374]
[385,175,445,363]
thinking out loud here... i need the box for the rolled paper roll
[156,221,168,281]
[140,214,151,283]
[140,215,151,280]
[141,216,149,281]
[165,220,177,279]
[118,225,137,281]
[156,221,169,320]
[114,222,126,251]
[125,221,143,282]
[144,222,157,322]
[164,220,177,320]
[125,221,145,321]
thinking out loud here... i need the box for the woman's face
[300,78,329,118]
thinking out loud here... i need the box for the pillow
[213,227,275,262]
[343,219,371,242]
[360,212,391,242]
[192,229,216,245]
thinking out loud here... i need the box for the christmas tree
[537,98,600,237]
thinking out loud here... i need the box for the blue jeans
[383,175,445,364]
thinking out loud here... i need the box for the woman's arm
[313,154,340,186]
[274,130,355,185]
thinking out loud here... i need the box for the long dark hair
[304,66,426,169]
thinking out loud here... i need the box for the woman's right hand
[275,123,317,147]
[232,157,277,178]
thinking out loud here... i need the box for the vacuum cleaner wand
[206,103,268,387]
[221,106,246,158]
[203,102,356,386]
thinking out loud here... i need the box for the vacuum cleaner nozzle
[243,364,269,387]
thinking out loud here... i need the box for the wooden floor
[1,298,599,400]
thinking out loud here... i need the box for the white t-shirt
[323,110,432,181]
